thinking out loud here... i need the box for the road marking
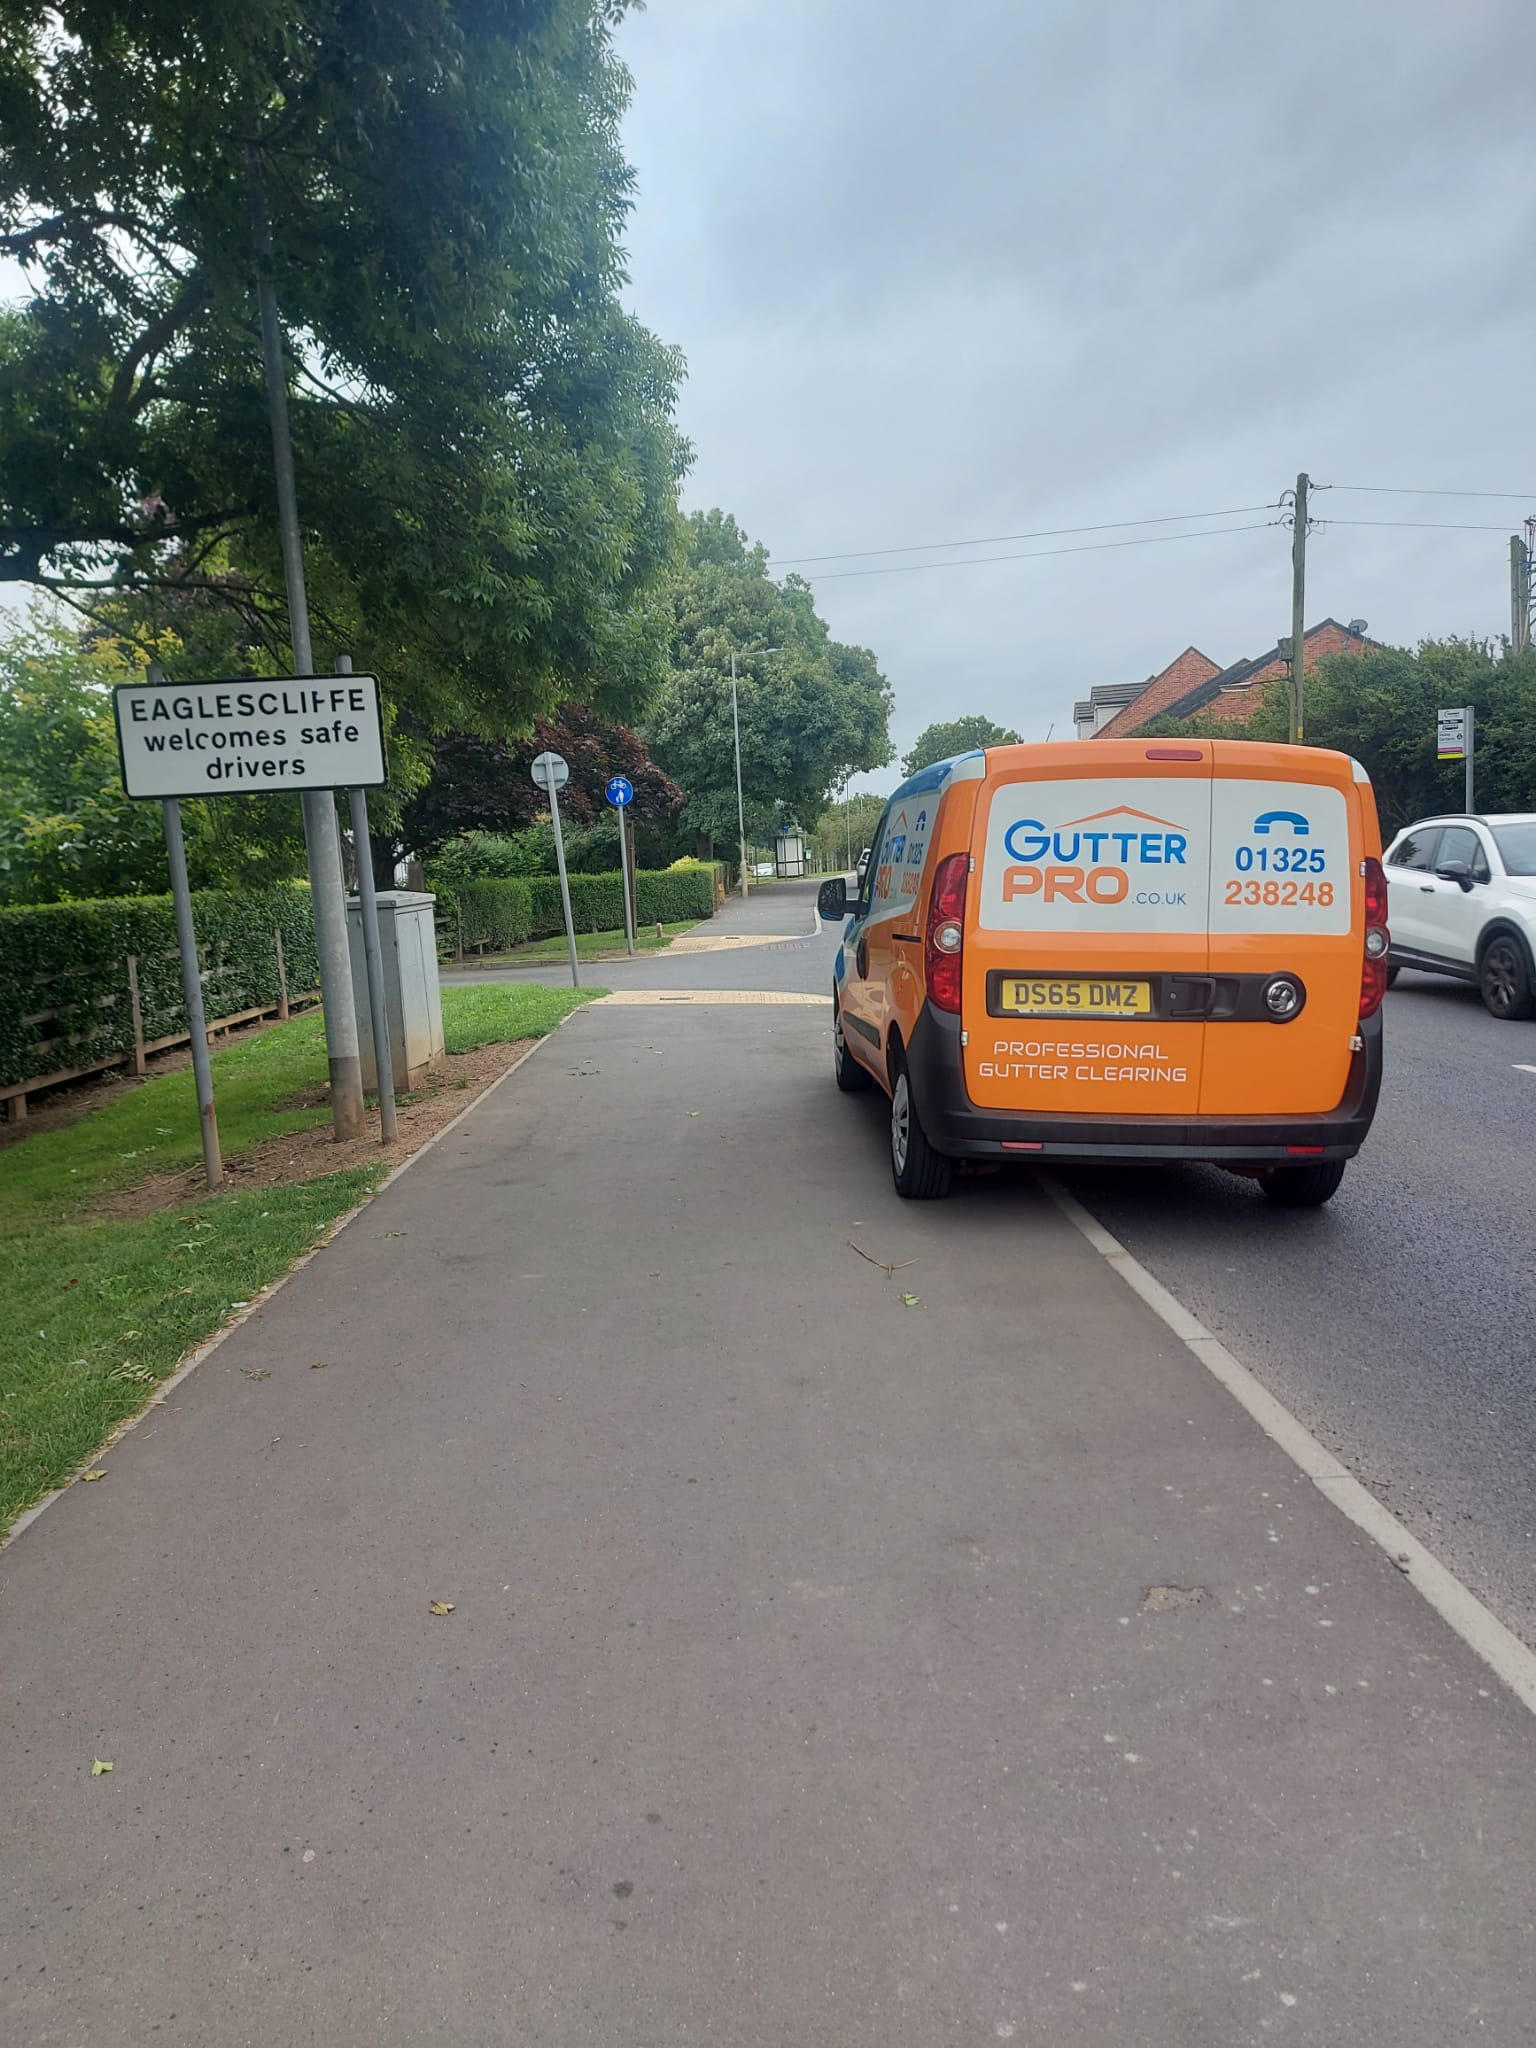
[665,933,800,954]
[1512,1064,1536,1076]
[1041,1173,1536,1719]
[593,989,824,1007]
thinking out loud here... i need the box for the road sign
[113,673,385,798]
[1437,708,1468,761]
[531,750,570,792]
[605,775,634,808]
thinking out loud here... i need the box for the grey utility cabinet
[345,890,445,1093]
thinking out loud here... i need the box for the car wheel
[889,1051,952,1200]
[1478,934,1536,1021]
[833,998,872,1092]
[1261,1159,1347,1208]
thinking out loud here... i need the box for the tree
[399,704,682,858]
[810,790,889,873]
[648,511,893,853]
[0,1,688,744]
[902,716,1021,776]
[1143,638,1536,835]
[0,606,307,903]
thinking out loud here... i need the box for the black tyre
[889,1048,953,1200]
[833,998,872,1092]
[1261,1159,1347,1208]
[1385,963,1400,988]
[1478,933,1536,1021]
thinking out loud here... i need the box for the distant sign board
[114,674,385,798]
[531,749,570,792]
[605,775,634,808]
[1437,707,1468,761]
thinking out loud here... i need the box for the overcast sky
[617,0,1536,782]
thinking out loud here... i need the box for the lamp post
[729,645,780,898]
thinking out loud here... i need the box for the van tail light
[925,853,969,1014]
[1359,856,1389,1019]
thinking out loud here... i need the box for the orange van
[819,738,1387,1204]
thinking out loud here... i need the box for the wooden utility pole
[1512,534,1532,654]
[1289,473,1309,744]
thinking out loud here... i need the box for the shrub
[427,829,550,883]
[433,877,534,956]
[0,886,318,1089]
[525,866,716,937]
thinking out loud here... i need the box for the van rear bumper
[904,1007,1383,1165]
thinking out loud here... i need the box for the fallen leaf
[82,1469,107,1482]
[241,1367,271,1382]
[311,1360,329,1370]
[428,1600,456,1616]
[91,1759,113,1776]
[900,1292,921,1308]
[687,1110,700,1117]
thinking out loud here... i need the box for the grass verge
[0,980,600,1534]
[464,920,692,967]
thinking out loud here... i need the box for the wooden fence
[1,931,318,1123]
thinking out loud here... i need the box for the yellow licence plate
[999,978,1152,1018]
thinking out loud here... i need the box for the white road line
[1512,1063,1536,1076]
[1041,1172,1536,1719]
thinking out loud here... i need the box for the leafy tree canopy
[1142,638,1536,836]
[400,702,682,853]
[647,511,893,851]
[0,606,307,903]
[0,0,688,740]
[902,715,1022,777]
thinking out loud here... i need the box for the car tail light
[1359,856,1389,1018]
[925,853,969,1014]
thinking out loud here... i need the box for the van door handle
[1418,884,1435,893]
[891,932,920,942]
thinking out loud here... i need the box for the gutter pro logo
[1001,804,1188,907]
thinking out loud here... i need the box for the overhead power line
[1320,517,1515,534]
[775,503,1281,567]
[801,520,1282,582]
[1328,484,1536,502]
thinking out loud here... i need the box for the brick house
[1076,620,1375,740]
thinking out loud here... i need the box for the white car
[1384,812,1536,1019]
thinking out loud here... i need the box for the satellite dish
[1347,618,1368,636]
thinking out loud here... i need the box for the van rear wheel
[1261,1159,1347,1208]
[889,1054,953,1200]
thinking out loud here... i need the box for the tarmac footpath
[3,995,1535,2046]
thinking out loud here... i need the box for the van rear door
[962,745,1213,1117]
[1199,743,1363,1117]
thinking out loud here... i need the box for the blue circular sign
[605,776,634,808]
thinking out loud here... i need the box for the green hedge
[435,877,534,955]
[526,867,716,937]
[0,886,318,1089]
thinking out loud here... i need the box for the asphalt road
[1059,967,1536,1648]
[603,884,1536,1650]
[7,924,1536,2045]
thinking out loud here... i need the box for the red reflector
[1287,1146,1326,1156]
[1001,1141,1043,1151]
[1144,747,1203,760]
[925,853,969,1014]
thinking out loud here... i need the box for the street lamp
[730,645,781,898]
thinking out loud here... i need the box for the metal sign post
[605,776,636,955]
[532,751,580,987]
[1437,705,1475,810]
[161,794,223,1191]
[337,655,395,1143]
